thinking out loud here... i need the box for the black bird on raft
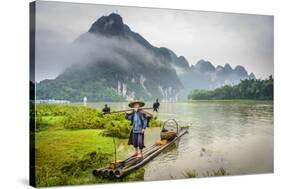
[153,99,160,112]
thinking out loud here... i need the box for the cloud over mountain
[36,13,255,102]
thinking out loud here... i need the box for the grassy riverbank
[35,129,145,186]
[34,104,160,187]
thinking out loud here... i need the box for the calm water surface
[89,101,273,180]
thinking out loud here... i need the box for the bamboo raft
[92,127,188,179]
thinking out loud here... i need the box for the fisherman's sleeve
[125,113,132,120]
[142,114,148,129]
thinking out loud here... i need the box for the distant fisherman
[102,104,111,114]
[83,96,87,106]
[153,99,160,112]
[125,101,152,158]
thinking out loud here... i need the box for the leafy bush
[63,107,105,129]
[36,104,70,116]
[102,114,162,138]
[35,105,104,130]
[149,116,163,127]
[103,119,131,138]
[35,104,162,138]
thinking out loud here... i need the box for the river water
[89,101,273,180]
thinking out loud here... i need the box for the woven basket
[160,131,177,141]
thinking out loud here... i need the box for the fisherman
[102,104,111,114]
[153,99,160,112]
[125,100,152,158]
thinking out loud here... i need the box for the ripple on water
[88,101,273,179]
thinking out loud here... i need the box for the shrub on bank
[102,113,162,138]
[149,116,163,127]
[36,104,70,116]
[103,119,131,138]
[63,107,105,129]
[35,104,162,138]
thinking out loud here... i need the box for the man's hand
[142,129,145,133]
[125,110,132,115]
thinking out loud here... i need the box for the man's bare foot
[137,152,143,158]
[132,152,138,157]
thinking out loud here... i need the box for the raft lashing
[92,119,189,179]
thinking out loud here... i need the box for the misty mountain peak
[234,65,248,77]
[216,65,224,72]
[195,59,215,72]
[37,13,256,102]
[249,72,256,79]
[178,56,190,68]
[224,63,233,72]
[88,13,125,36]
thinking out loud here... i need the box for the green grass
[35,128,145,187]
[40,116,66,130]
[34,108,147,186]
[36,129,112,169]
[33,104,162,187]
[35,129,109,186]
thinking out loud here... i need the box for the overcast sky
[35,1,274,81]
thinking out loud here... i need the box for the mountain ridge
[36,13,255,102]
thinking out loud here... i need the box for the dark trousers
[128,130,145,150]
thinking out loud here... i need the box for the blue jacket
[126,111,148,133]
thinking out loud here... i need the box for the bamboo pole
[104,107,154,114]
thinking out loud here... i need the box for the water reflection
[88,101,273,179]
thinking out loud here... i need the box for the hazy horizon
[34,1,274,81]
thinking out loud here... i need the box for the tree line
[188,76,273,100]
